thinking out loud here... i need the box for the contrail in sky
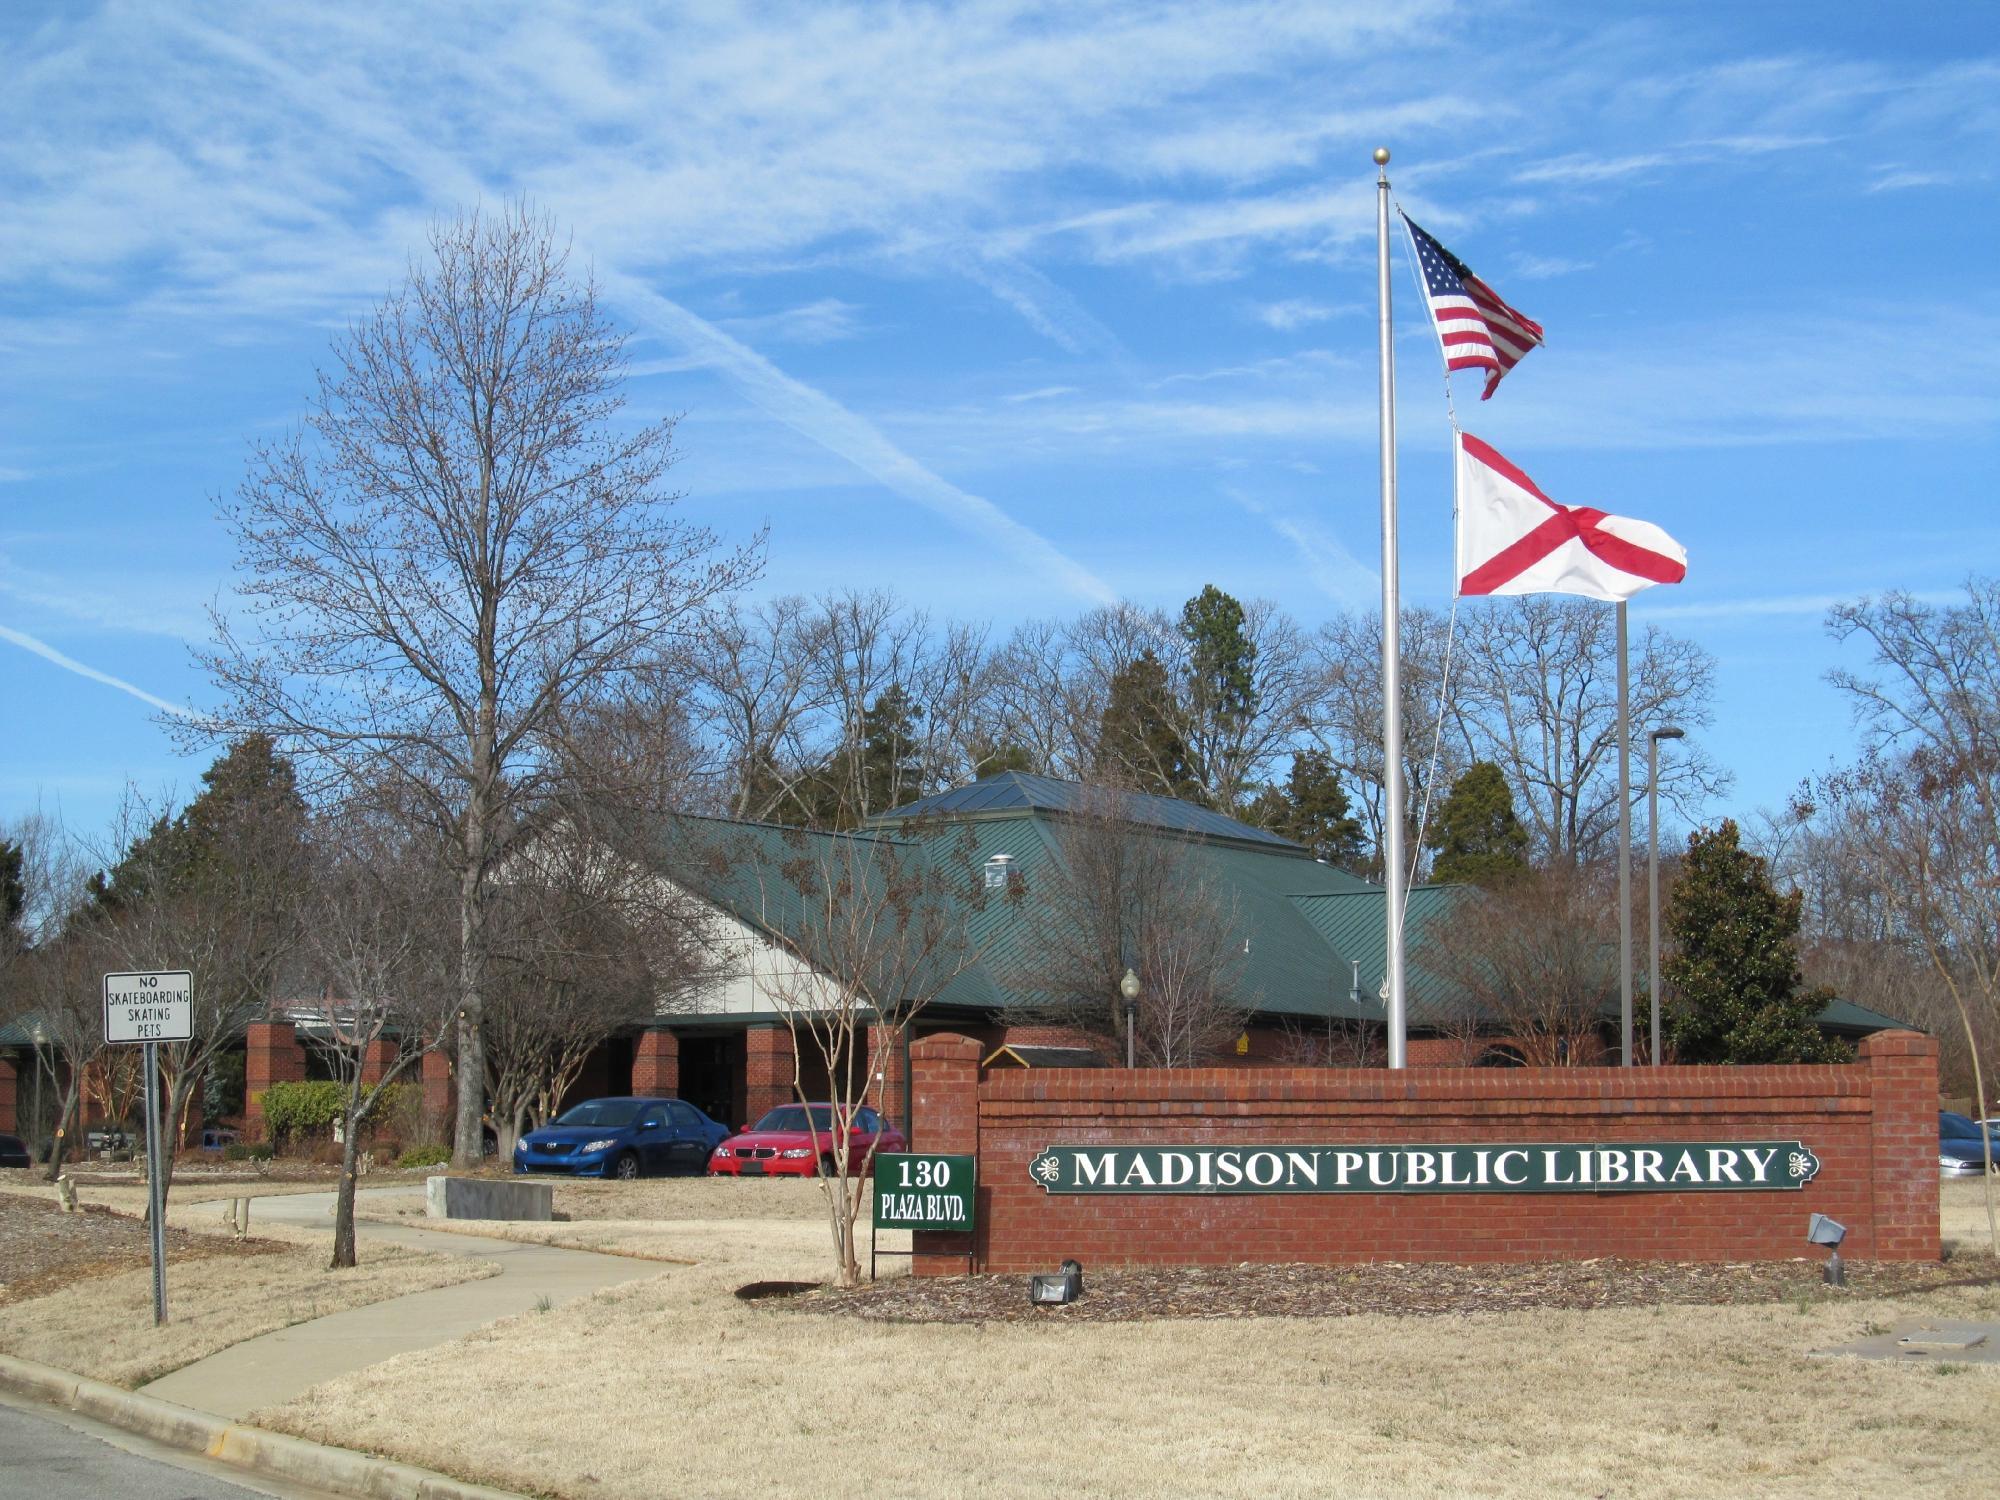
[605,274,1118,606]
[0,624,193,718]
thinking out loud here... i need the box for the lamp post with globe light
[1120,968,1141,1069]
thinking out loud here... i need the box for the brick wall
[243,1021,306,1139]
[911,1030,1939,1273]
[744,1025,794,1125]
[632,1029,680,1097]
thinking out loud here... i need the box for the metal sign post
[140,1040,166,1324]
[103,971,192,1328]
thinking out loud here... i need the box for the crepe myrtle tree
[294,828,458,1270]
[195,201,759,1167]
[737,815,1003,1287]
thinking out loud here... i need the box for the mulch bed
[0,1191,284,1307]
[798,1252,2000,1324]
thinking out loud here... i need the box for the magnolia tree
[736,818,997,1287]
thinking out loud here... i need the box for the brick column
[632,1029,680,1097]
[421,1049,453,1127]
[243,1022,305,1140]
[1862,1029,1941,1262]
[744,1025,795,1125]
[360,1039,397,1084]
[867,1022,907,1135]
[0,1056,16,1133]
[910,1033,982,1276]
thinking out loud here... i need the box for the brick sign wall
[908,1030,1939,1274]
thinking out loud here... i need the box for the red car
[708,1103,904,1177]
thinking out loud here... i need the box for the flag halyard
[1403,214,1544,400]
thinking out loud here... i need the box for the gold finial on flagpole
[1373,147,1390,166]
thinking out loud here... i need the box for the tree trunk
[454,858,488,1167]
[332,1109,361,1269]
[43,1075,80,1182]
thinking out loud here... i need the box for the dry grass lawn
[1940,1176,1999,1255]
[352,1174,877,1263]
[266,1200,2000,1500]
[0,1241,497,1388]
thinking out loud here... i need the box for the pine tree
[1095,650,1197,801]
[1426,761,1529,887]
[1180,585,1257,803]
[1662,819,1847,1064]
[1260,750,1364,868]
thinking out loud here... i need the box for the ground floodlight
[1031,1260,1083,1306]
[1807,1213,1848,1287]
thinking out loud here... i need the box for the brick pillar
[632,1029,680,1097]
[360,1039,397,1084]
[910,1033,982,1276]
[0,1056,16,1133]
[243,1021,305,1140]
[421,1049,453,1126]
[1862,1029,1941,1262]
[744,1025,794,1126]
[867,1022,907,1136]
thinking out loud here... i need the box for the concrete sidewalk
[139,1188,667,1420]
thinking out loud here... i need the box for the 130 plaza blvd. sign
[875,1152,977,1229]
[1027,1141,1822,1195]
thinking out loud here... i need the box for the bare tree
[12,820,106,1179]
[1821,582,2000,1251]
[1304,606,1462,880]
[1446,598,1724,865]
[483,807,722,1156]
[295,826,458,1269]
[1427,864,1618,1066]
[197,203,759,1164]
[732,818,995,1286]
[84,752,307,1204]
[1005,784,1251,1064]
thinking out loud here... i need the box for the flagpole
[1617,598,1633,1066]
[1374,146,1408,1071]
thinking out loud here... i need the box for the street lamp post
[31,1022,46,1157]
[1119,968,1141,1069]
[1647,727,1685,1067]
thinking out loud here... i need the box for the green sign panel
[874,1152,977,1230]
[1027,1141,1822,1196]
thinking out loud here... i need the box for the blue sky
[3,1,1995,842]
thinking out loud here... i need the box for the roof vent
[984,853,1015,891]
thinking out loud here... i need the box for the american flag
[1401,214,1544,400]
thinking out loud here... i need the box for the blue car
[513,1096,729,1180]
[1940,1111,1994,1177]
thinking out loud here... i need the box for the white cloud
[1255,298,1348,330]
[718,298,865,346]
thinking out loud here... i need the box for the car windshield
[555,1100,642,1129]
[753,1106,835,1132]
[1941,1112,1985,1137]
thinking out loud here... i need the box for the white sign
[103,971,193,1045]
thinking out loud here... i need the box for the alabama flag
[1456,433,1686,602]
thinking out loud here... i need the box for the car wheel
[612,1151,641,1182]
[818,1154,836,1178]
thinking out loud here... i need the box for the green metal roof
[642,775,1924,1044]
[879,771,1301,850]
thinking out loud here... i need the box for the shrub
[258,1080,345,1150]
[396,1144,452,1169]
[222,1142,275,1162]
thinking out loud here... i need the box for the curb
[0,1353,526,1500]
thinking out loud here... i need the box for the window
[668,1103,701,1129]
[855,1108,881,1133]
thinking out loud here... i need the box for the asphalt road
[0,1395,342,1500]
